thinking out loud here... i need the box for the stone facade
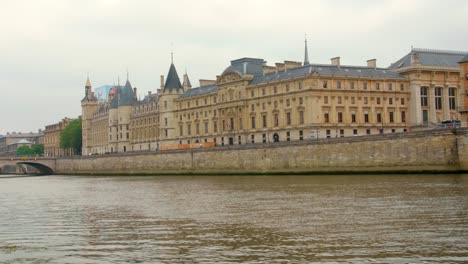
[81,45,468,155]
[44,117,73,156]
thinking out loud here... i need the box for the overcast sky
[1,0,467,135]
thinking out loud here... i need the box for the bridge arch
[17,162,54,175]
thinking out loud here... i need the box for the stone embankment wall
[56,129,468,175]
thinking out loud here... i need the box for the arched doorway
[273,133,279,142]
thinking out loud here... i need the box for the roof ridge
[412,48,467,55]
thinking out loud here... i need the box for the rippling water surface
[0,174,467,263]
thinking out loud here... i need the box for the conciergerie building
[81,41,468,155]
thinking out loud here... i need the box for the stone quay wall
[56,129,468,175]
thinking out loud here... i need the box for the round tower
[158,59,184,146]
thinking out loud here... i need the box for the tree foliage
[16,145,33,156]
[16,144,44,156]
[60,118,82,155]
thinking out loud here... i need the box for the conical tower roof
[164,63,183,89]
[85,77,91,87]
[183,72,192,88]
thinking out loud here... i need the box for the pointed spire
[183,70,192,89]
[164,63,182,89]
[126,68,129,81]
[171,42,174,64]
[304,35,310,66]
[85,75,91,87]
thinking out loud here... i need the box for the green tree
[60,118,82,155]
[31,144,44,156]
[16,145,33,156]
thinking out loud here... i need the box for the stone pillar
[409,81,422,125]
[429,85,436,123]
[443,85,451,120]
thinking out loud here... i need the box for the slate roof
[222,58,265,76]
[389,48,467,69]
[110,80,136,108]
[164,63,183,89]
[180,84,218,98]
[250,64,404,86]
[459,53,468,63]
[183,74,192,88]
[138,93,159,104]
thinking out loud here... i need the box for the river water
[0,174,467,263]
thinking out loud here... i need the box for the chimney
[367,59,377,69]
[331,57,340,67]
[199,79,217,86]
[148,91,152,97]
[263,65,276,74]
[284,61,302,70]
[275,62,285,72]
[160,75,165,89]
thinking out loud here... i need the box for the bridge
[0,157,56,175]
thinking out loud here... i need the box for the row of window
[324,111,406,123]
[420,87,456,110]
[323,81,405,91]
[323,95,406,106]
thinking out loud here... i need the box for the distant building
[81,42,468,155]
[44,117,74,157]
[0,131,43,156]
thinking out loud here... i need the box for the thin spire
[170,42,174,64]
[304,34,310,66]
[126,68,129,81]
[85,73,91,87]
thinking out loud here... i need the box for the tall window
[376,83,380,90]
[389,98,393,105]
[338,96,342,104]
[388,83,393,91]
[350,82,355,89]
[337,81,341,89]
[401,111,406,123]
[401,98,405,105]
[262,115,267,128]
[449,88,456,110]
[187,124,191,135]
[286,113,291,125]
[377,113,382,123]
[364,113,369,123]
[299,111,304,124]
[180,125,183,136]
[204,122,208,134]
[435,87,442,110]
[389,112,394,123]
[421,87,428,106]
[323,80,328,88]
[363,82,368,90]
[214,121,218,133]
[377,97,381,105]
[324,96,329,104]
[196,123,200,134]
[274,114,279,127]
[251,117,256,129]
[364,97,368,104]
[324,113,329,123]
[351,112,356,123]
[338,112,343,123]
